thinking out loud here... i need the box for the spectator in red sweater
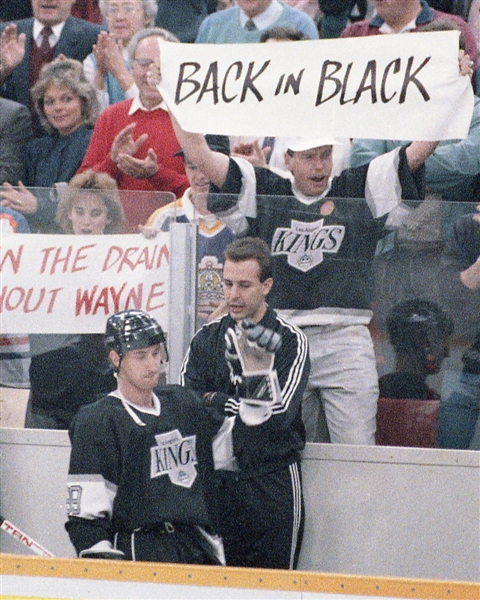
[78,27,189,230]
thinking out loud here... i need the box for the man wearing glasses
[78,27,189,228]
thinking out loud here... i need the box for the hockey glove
[224,320,282,425]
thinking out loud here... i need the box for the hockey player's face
[223,258,273,322]
[114,343,165,392]
[284,146,333,197]
[417,324,450,375]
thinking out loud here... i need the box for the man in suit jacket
[0,0,102,109]
[0,98,32,185]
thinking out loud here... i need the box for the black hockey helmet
[105,310,166,357]
[386,299,454,352]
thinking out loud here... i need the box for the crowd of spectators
[0,0,480,569]
[1,58,100,231]
[0,0,480,447]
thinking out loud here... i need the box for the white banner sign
[159,31,474,140]
[0,234,170,334]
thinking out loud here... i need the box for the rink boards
[1,554,479,600]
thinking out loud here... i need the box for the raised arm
[0,24,26,83]
[169,111,230,189]
[405,141,440,172]
[393,49,474,173]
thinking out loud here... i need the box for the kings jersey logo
[150,429,198,488]
[272,218,345,272]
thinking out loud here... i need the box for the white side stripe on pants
[289,461,302,570]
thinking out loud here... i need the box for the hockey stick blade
[0,514,55,557]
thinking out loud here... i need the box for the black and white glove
[241,319,282,353]
[225,319,282,425]
[225,319,281,378]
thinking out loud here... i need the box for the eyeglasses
[107,3,142,15]
[132,58,156,69]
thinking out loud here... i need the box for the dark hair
[260,26,309,43]
[223,237,272,282]
[176,134,230,159]
[386,299,454,352]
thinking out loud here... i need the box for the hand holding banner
[158,31,474,140]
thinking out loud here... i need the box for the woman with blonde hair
[0,58,99,232]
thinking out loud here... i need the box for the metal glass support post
[167,222,198,382]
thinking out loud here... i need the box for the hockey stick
[0,514,55,557]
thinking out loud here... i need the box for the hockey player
[169,50,473,445]
[65,309,223,564]
[181,237,310,569]
[379,299,454,400]
[375,299,454,447]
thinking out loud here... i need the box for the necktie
[39,26,53,52]
[245,19,256,31]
